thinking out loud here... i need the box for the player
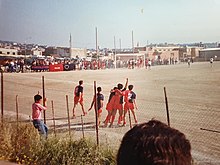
[103,87,117,127]
[123,85,138,126]
[187,58,191,67]
[109,78,128,127]
[117,78,128,125]
[72,80,87,118]
[148,59,152,70]
[210,57,214,67]
[88,87,104,126]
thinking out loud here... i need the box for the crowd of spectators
[0,55,180,73]
[0,59,25,73]
[0,57,116,72]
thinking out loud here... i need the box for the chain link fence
[1,62,220,164]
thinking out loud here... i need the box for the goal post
[115,53,146,68]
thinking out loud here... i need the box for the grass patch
[0,119,116,165]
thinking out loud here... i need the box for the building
[70,48,87,59]
[186,47,203,58]
[0,47,18,56]
[44,46,87,59]
[57,47,70,58]
[135,46,203,63]
[31,46,45,56]
[199,48,220,61]
[148,46,180,62]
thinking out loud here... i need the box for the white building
[31,46,45,56]
[70,48,87,59]
[147,46,180,62]
[0,47,18,56]
[185,46,203,58]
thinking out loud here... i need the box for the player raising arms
[109,78,128,127]
[117,78,128,125]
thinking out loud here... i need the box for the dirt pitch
[3,62,220,164]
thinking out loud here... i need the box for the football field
[3,61,220,164]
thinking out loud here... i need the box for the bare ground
[2,62,220,164]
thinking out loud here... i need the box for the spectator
[117,120,192,165]
[32,94,48,138]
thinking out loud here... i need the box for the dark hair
[117,120,192,165]
[117,83,123,90]
[34,94,42,102]
[128,85,133,90]
[79,80,83,85]
[97,87,102,92]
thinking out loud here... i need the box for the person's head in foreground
[117,120,192,165]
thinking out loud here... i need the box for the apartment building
[0,47,18,56]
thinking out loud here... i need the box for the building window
[7,52,10,54]
[13,52,15,55]
[0,51,2,54]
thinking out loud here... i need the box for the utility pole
[95,27,98,60]
[24,37,31,66]
[132,30,134,54]
[114,36,116,69]
[132,30,136,65]
[119,38,121,52]
[69,33,72,58]
[24,41,26,65]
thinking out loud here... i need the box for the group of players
[72,79,138,127]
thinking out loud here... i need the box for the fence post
[81,115,85,138]
[94,81,99,146]
[42,76,46,124]
[15,95,19,158]
[1,71,3,124]
[164,87,170,127]
[51,100,56,136]
[128,110,132,129]
[16,95,19,127]
[66,95,71,137]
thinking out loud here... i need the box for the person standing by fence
[72,80,87,118]
[32,94,48,138]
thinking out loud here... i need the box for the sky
[0,0,220,49]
